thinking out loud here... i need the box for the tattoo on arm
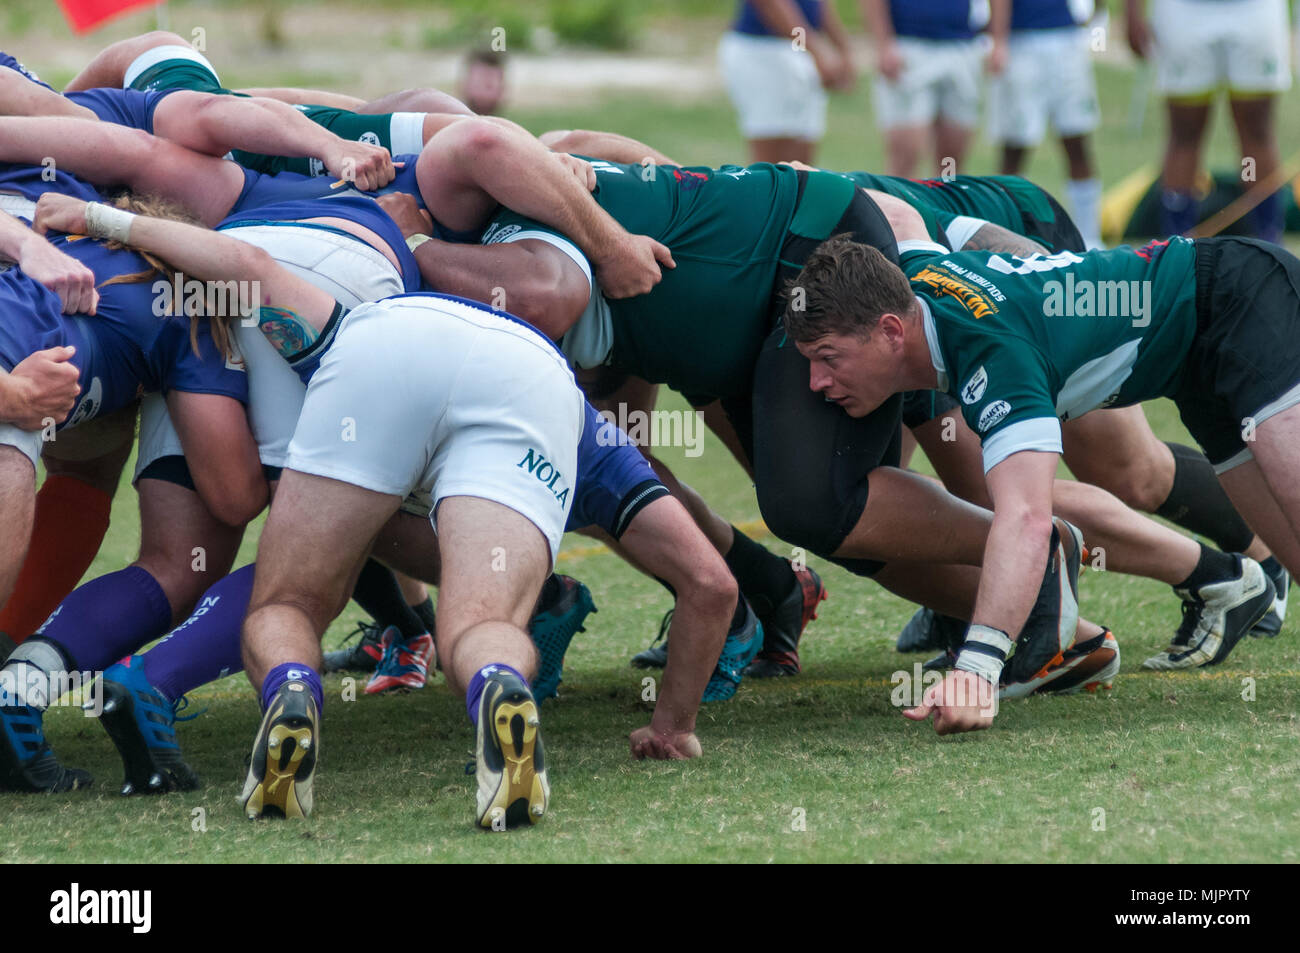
[258,305,318,358]
[962,223,1049,257]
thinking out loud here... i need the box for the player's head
[461,49,507,116]
[784,235,918,417]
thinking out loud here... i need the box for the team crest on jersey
[482,223,522,245]
[961,366,987,405]
[359,132,381,147]
[308,157,326,177]
[66,376,102,428]
[977,400,1011,433]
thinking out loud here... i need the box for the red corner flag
[57,0,161,34]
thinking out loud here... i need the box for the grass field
[2,8,1300,863]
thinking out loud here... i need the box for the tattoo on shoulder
[963,224,1049,257]
[258,305,319,357]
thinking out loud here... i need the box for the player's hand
[17,233,98,315]
[375,191,434,239]
[903,669,998,735]
[32,193,89,239]
[986,37,1008,76]
[812,44,848,90]
[595,233,675,299]
[630,725,702,760]
[1,346,81,430]
[779,159,819,172]
[1125,12,1152,59]
[875,41,904,83]
[555,152,597,191]
[323,139,396,192]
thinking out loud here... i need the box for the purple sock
[37,565,172,672]
[261,662,323,714]
[1251,190,1284,244]
[142,565,254,702]
[1160,188,1199,236]
[465,663,527,726]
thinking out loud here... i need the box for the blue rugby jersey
[0,162,101,219]
[889,1,985,40]
[0,52,53,90]
[565,400,663,536]
[1011,0,1092,31]
[733,0,824,35]
[0,235,246,430]
[64,87,178,135]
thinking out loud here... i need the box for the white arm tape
[84,202,135,244]
[955,623,1013,685]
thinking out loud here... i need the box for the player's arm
[862,188,933,244]
[952,219,1049,256]
[752,0,845,89]
[408,236,590,335]
[32,192,338,332]
[0,116,244,226]
[0,208,98,314]
[168,390,267,527]
[860,0,902,81]
[0,68,96,119]
[988,0,1011,72]
[415,117,675,299]
[150,90,395,191]
[820,0,856,89]
[538,128,681,167]
[233,86,367,110]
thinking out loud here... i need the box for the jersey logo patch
[482,223,521,245]
[66,376,102,429]
[961,366,987,405]
[977,400,1011,433]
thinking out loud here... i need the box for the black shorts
[901,389,960,429]
[741,186,903,578]
[1175,237,1300,467]
[137,455,281,489]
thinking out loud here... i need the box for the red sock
[0,475,112,642]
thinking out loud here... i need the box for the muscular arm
[416,117,673,298]
[0,69,96,119]
[152,91,394,190]
[974,449,1060,638]
[0,208,98,314]
[408,236,590,336]
[168,390,267,527]
[0,116,244,226]
[959,222,1049,256]
[538,128,681,166]
[863,188,933,244]
[33,192,338,329]
[233,86,367,110]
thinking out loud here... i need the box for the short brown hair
[783,234,915,343]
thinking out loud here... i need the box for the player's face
[797,330,899,417]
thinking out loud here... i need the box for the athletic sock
[724,526,796,616]
[1160,187,1199,236]
[1260,555,1284,580]
[351,559,427,640]
[536,573,562,609]
[1064,177,1103,249]
[1250,189,1284,244]
[37,565,172,674]
[1175,544,1240,593]
[0,475,113,643]
[142,565,254,702]
[466,663,527,726]
[1156,443,1256,553]
[261,662,323,714]
[411,595,437,633]
[729,591,748,631]
[0,638,72,710]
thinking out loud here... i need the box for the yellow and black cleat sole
[479,698,546,829]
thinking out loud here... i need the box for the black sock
[730,592,748,631]
[352,559,427,639]
[1158,443,1256,553]
[1175,544,1240,592]
[410,595,437,633]
[537,573,562,609]
[724,526,796,613]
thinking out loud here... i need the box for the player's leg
[1161,100,1212,234]
[1228,95,1284,241]
[65,31,195,91]
[355,88,473,116]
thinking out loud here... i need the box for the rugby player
[782,231,1300,732]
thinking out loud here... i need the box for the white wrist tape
[84,202,135,244]
[955,624,1013,685]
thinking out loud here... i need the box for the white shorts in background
[988,27,1099,146]
[718,31,828,141]
[134,223,406,477]
[286,296,584,563]
[872,37,984,130]
[1152,0,1292,97]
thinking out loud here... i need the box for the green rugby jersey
[481,159,858,400]
[845,172,1027,231]
[897,237,1200,471]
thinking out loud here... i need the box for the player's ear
[878,312,906,350]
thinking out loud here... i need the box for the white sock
[1065,177,1104,250]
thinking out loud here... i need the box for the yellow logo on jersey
[911,266,1000,320]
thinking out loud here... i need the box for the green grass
[3,395,1299,863]
[5,12,1300,864]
